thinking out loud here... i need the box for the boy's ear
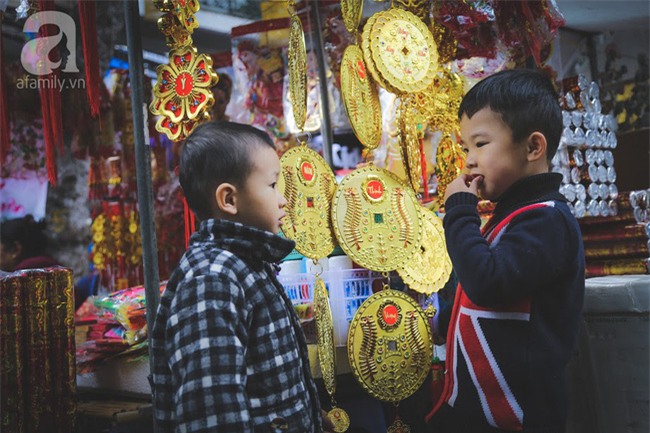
[215,183,238,216]
[527,131,547,162]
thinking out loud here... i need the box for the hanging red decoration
[37,0,65,185]
[78,0,101,118]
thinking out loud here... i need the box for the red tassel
[37,0,64,185]
[78,0,101,117]
[0,21,11,164]
[419,137,429,201]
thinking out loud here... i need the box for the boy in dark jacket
[151,121,325,433]
[426,69,585,433]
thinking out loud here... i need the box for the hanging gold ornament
[331,166,422,272]
[435,134,465,206]
[314,277,350,433]
[341,45,382,150]
[361,12,396,93]
[287,9,308,131]
[392,0,432,24]
[153,0,200,33]
[340,0,364,34]
[279,145,337,259]
[367,8,438,94]
[347,289,433,402]
[397,207,452,294]
[157,13,193,48]
[396,101,424,192]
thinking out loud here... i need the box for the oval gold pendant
[327,407,350,432]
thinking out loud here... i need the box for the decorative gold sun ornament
[151,46,218,141]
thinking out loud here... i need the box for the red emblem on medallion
[357,60,366,80]
[175,72,194,97]
[301,161,315,182]
[366,179,384,200]
[382,304,399,326]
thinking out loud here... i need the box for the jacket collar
[492,172,566,222]
[192,219,295,266]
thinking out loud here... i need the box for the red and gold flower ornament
[152,46,218,141]
[154,0,200,33]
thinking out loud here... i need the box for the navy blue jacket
[430,173,585,433]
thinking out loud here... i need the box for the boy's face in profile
[234,143,287,234]
[460,108,531,201]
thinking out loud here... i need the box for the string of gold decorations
[150,0,218,141]
[284,2,347,430]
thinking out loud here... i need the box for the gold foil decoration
[435,134,465,206]
[331,166,422,272]
[157,13,193,48]
[347,289,433,402]
[314,277,350,432]
[279,145,337,259]
[396,101,424,192]
[287,10,308,131]
[367,8,438,94]
[340,45,382,150]
[397,207,452,294]
[340,0,364,34]
[153,0,200,33]
[361,12,396,93]
[393,0,432,24]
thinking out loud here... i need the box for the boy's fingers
[468,175,483,194]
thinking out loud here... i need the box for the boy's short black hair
[179,121,275,220]
[458,69,562,163]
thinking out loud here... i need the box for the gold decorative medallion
[340,0,363,34]
[314,277,336,396]
[152,45,218,123]
[288,14,308,131]
[361,12,396,93]
[327,407,351,433]
[387,418,411,433]
[341,45,382,150]
[153,0,200,33]
[398,207,452,294]
[347,289,433,402]
[368,9,438,94]
[332,166,422,272]
[279,145,337,259]
[396,103,424,192]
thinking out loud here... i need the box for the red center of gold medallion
[301,161,314,182]
[382,304,399,325]
[366,180,384,200]
[175,72,194,97]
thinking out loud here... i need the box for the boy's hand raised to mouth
[444,174,483,204]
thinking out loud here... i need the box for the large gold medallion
[368,9,438,94]
[397,207,452,294]
[288,14,308,131]
[340,0,363,35]
[361,12,395,93]
[331,166,422,272]
[314,277,336,396]
[279,146,337,259]
[396,104,423,192]
[347,289,433,402]
[341,45,382,150]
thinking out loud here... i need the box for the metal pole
[123,0,160,420]
[309,0,333,166]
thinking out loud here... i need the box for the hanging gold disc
[327,407,351,433]
[340,0,363,35]
[361,12,396,93]
[368,8,438,94]
[341,45,382,150]
[397,207,451,294]
[288,14,308,131]
[314,277,336,396]
[347,289,433,402]
[279,146,337,259]
[331,166,422,272]
[397,104,424,192]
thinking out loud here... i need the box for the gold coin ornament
[368,9,438,94]
[287,14,308,131]
[314,277,337,397]
[397,207,452,294]
[340,0,363,35]
[327,407,351,433]
[361,12,395,93]
[396,103,424,192]
[347,289,433,402]
[332,166,422,272]
[341,45,382,150]
[279,145,337,259]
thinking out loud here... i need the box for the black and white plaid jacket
[151,219,322,433]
